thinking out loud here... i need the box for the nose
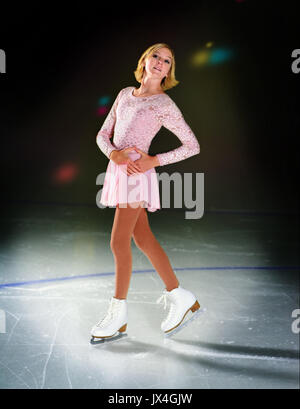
[157,56,163,64]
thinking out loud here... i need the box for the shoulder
[158,92,178,106]
[154,93,184,124]
[122,86,135,92]
[157,92,181,112]
[113,86,133,100]
[120,86,135,95]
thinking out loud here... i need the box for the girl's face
[143,47,173,82]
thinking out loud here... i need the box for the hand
[110,147,141,176]
[132,147,157,172]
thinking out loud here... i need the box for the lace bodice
[96,86,200,167]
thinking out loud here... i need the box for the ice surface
[0,205,299,389]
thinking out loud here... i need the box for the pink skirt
[99,151,161,212]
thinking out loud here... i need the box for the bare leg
[110,202,144,300]
[132,208,179,291]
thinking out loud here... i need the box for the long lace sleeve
[96,88,123,159]
[156,98,200,167]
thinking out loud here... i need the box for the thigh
[111,202,144,242]
[132,207,153,242]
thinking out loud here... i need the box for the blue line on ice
[0,266,299,289]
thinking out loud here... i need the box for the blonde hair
[133,43,179,91]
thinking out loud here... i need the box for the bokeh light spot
[52,162,79,185]
[191,50,210,67]
[190,47,234,68]
[98,95,111,106]
[97,106,109,116]
[209,48,234,64]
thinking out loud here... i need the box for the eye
[152,54,171,64]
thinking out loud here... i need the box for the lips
[154,67,161,72]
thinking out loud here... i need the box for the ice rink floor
[0,203,299,389]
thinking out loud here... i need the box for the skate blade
[164,307,207,338]
[90,332,128,345]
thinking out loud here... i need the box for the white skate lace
[156,292,178,322]
[96,299,121,328]
[156,292,168,310]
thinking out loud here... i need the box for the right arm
[96,88,123,159]
[96,88,142,175]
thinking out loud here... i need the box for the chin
[152,71,163,78]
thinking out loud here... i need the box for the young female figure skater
[92,43,201,339]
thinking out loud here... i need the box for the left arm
[155,99,200,167]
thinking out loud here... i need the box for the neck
[138,75,163,94]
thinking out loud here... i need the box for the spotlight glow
[98,96,111,106]
[51,162,79,184]
[97,106,109,116]
[191,47,234,67]
[191,50,210,67]
[97,95,112,116]
[209,48,233,64]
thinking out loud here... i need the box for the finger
[127,165,137,175]
[126,166,133,176]
[129,166,139,174]
[129,161,141,172]
[128,167,138,176]
[133,164,141,172]
[134,147,142,154]
[133,159,140,166]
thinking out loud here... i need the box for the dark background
[0,0,299,214]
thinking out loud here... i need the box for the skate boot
[91,297,128,340]
[156,286,204,336]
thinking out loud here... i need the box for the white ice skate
[91,297,128,342]
[156,286,206,337]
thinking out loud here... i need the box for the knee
[133,230,155,251]
[110,234,130,254]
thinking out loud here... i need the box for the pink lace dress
[96,86,200,212]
